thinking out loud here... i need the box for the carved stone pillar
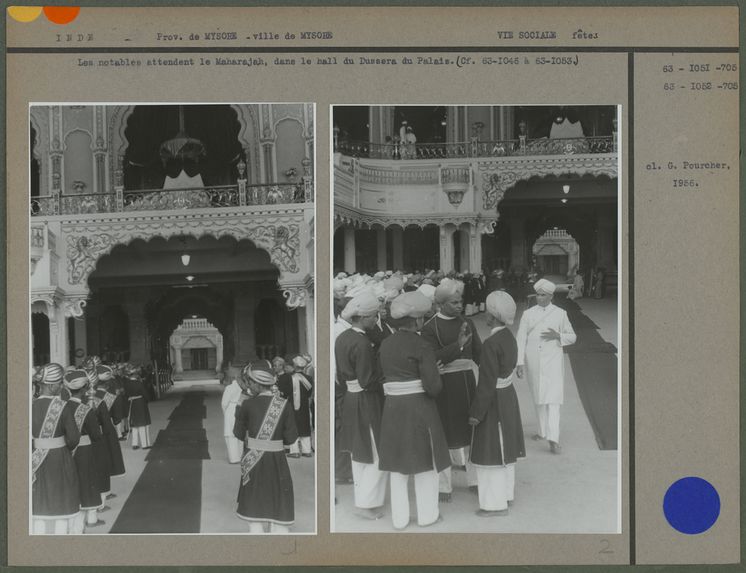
[469,223,483,274]
[215,336,224,373]
[174,344,184,373]
[48,302,69,366]
[376,226,387,269]
[303,290,315,358]
[391,226,404,271]
[439,225,456,272]
[343,226,356,273]
[369,106,395,146]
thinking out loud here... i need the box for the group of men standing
[334,273,576,529]
[31,358,152,534]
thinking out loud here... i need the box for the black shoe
[468,485,479,495]
[132,446,140,450]
[301,452,313,457]
[438,492,452,503]
[142,446,152,450]
[106,493,117,499]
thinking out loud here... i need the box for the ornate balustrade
[336,136,615,159]
[179,318,216,331]
[30,180,313,217]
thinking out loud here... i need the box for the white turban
[341,291,380,321]
[370,281,386,300]
[390,291,432,319]
[292,355,309,369]
[416,283,436,301]
[534,278,556,295]
[434,278,464,303]
[383,276,404,293]
[373,271,385,280]
[486,291,517,325]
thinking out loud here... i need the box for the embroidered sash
[240,395,287,485]
[72,402,92,454]
[102,392,116,411]
[291,373,312,411]
[31,397,65,484]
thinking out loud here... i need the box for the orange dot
[43,6,80,24]
[8,7,43,22]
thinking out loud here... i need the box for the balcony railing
[178,318,216,331]
[336,135,616,160]
[30,180,313,217]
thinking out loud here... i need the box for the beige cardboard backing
[6,5,739,566]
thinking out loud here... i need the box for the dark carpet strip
[110,391,209,533]
[555,296,619,450]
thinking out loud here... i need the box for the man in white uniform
[516,278,576,453]
[221,366,246,463]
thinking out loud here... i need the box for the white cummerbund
[345,379,363,393]
[245,437,285,452]
[495,371,515,389]
[33,436,66,449]
[78,435,92,446]
[383,379,425,396]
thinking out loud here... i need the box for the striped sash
[241,394,287,486]
[31,397,65,484]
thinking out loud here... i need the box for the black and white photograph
[29,103,316,534]
[331,105,620,533]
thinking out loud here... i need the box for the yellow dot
[8,6,43,22]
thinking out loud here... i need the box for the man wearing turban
[32,363,81,534]
[516,279,577,453]
[468,291,526,516]
[222,365,246,463]
[335,291,388,520]
[378,292,450,529]
[234,360,298,533]
[277,355,314,458]
[421,278,482,501]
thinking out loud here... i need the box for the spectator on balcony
[383,136,394,159]
[404,126,417,159]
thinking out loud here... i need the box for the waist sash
[241,394,287,485]
[496,369,516,389]
[439,358,479,381]
[245,437,284,452]
[128,395,143,401]
[345,379,363,393]
[31,397,66,484]
[33,436,67,449]
[383,379,425,396]
[77,435,92,447]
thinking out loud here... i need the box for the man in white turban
[516,278,577,453]
[335,291,388,519]
[421,278,481,501]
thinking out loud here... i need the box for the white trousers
[33,516,77,535]
[439,446,477,493]
[131,425,151,448]
[248,521,290,534]
[289,436,313,455]
[476,464,516,511]
[351,429,388,509]
[390,470,439,529]
[225,436,242,463]
[535,404,561,443]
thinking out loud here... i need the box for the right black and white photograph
[331,104,620,533]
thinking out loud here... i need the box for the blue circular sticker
[663,476,720,534]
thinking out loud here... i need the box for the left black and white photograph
[28,103,316,535]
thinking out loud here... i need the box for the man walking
[516,279,576,453]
